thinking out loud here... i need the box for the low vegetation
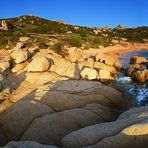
[0,15,148,54]
[50,42,65,57]
[66,37,82,47]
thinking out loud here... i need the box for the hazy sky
[0,0,147,27]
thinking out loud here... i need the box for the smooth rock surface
[27,57,51,72]
[0,62,10,71]
[2,141,59,148]
[62,106,148,148]
[98,69,111,82]
[12,61,29,73]
[80,67,98,80]
[130,55,147,64]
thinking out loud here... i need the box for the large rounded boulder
[62,106,148,148]
[131,69,148,83]
[126,55,148,83]
[0,79,135,147]
[0,61,10,71]
[80,67,98,80]
[130,55,147,64]
[11,49,29,64]
[27,57,52,72]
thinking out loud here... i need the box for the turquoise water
[116,50,148,106]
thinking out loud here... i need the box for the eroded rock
[130,55,147,64]
[62,106,148,148]
[0,61,10,71]
[80,67,98,80]
[98,69,111,82]
[11,49,28,64]
[27,57,52,72]
[3,141,59,148]
[126,56,148,82]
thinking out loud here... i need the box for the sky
[0,0,147,28]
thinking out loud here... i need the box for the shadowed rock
[2,141,59,148]
[62,106,148,148]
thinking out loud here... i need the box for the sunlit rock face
[126,55,148,83]
[0,20,8,30]
[130,55,147,64]
[1,37,147,148]
[0,78,135,147]
[27,57,52,72]
[3,141,59,148]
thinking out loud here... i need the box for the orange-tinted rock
[130,55,147,64]
[131,69,148,83]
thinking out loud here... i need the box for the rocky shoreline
[126,55,148,83]
[102,44,148,59]
[0,39,148,147]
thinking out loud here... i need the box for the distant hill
[0,15,148,55]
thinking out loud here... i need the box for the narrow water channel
[116,50,148,106]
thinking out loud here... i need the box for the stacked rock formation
[126,55,148,83]
[0,38,147,147]
[0,20,8,30]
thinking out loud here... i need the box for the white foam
[116,76,132,83]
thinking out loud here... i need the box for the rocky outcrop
[19,37,30,42]
[3,141,59,148]
[0,20,8,30]
[74,26,80,30]
[93,28,101,35]
[95,53,116,66]
[86,58,94,68]
[94,62,116,76]
[115,24,127,30]
[66,47,89,62]
[111,39,119,45]
[126,55,148,82]
[11,49,28,64]
[27,57,52,72]
[0,79,135,147]
[98,69,111,82]
[11,42,24,52]
[62,106,148,148]
[102,26,111,31]
[64,47,122,82]
[126,64,142,76]
[50,60,80,79]
[130,55,147,64]
[0,61,10,71]
[12,61,29,73]
[131,69,148,83]
[0,41,140,147]
[47,49,119,81]
[0,100,54,141]
[80,67,98,80]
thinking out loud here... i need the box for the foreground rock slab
[0,78,135,147]
[2,141,59,148]
[62,106,148,148]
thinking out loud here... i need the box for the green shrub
[51,42,64,57]
[67,37,82,47]
[0,15,148,50]
[39,42,49,49]
[7,22,15,30]
[92,36,110,47]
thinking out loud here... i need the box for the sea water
[116,50,148,106]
